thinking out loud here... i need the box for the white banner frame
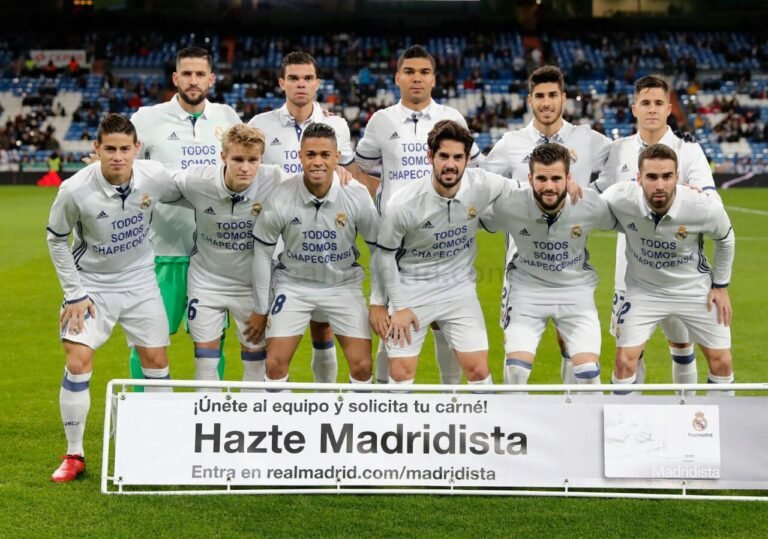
[101,380,768,500]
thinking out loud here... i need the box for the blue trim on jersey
[696,233,712,275]
[672,353,696,365]
[61,373,90,392]
[355,150,379,161]
[195,348,220,359]
[364,240,377,247]
[46,226,70,237]
[376,243,400,252]
[479,218,493,233]
[312,340,335,350]
[593,182,604,194]
[714,226,733,242]
[702,186,717,191]
[583,247,594,271]
[470,148,481,160]
[505,358,532,370]
[241,350,266,361]
[252,234,277,247]
[65,295,90,304]
[340,157,355,167]
[711,282,729,288]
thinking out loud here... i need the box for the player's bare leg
[135,345,172,392]
[700,345,734,396]
[454,350,492,385]
[265,335,303,391]
[430,321,462,384]
[336,335,373,384]
[556,330,576,384]
[389,356,419,385]
[613,345,644,395]
[309,320,338,383]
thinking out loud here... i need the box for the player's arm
[46,185,95,333]
[683,143,721,201]
[478,135,512,176]
[707,202,736,326]
[454,113,483,167]
[590,130,613,174]
[129,110,152,160]
[354,114,383,177]
[590,142,620,193]
[594,192,619,231]
[355,190,388,337]
[478,182,527,234]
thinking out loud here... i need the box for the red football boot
[51,455,86,482]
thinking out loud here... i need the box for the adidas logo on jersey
[519,228,531,236]
[204,207,216,215]
[167,132,179,141]
[627,222,638,231]
[421,221,434,229]
[521,154,532,164]
[290,217,302,225]
[389,132,400,140]
[621,164,630,172]
[271,137,281,146]
[96,210,108,219]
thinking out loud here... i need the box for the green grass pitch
[1,185,767,537]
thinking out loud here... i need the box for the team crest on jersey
[141,194,152,209]
[335,212,347,227]
[214,126,226,141]
[570,225,583,239]
[467,206,478,219]
[568,148,578,163]
[251,202,263,216]
[692,411,708,432]
[675,226,688,240]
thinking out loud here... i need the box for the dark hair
[397,45,436,72]
[96,113,137,143]
[528,65,564,93]
[176,46,212,69]
[528,143,571,175]
[301,122,337,148]
[280,51,318,79]
[638,143,678,172]
[634,75,668,95]
[427,120,474,156]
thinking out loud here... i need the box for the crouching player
[172,125,286,389]
[481,143,617,386]
[602,144,735,395]
[247,123,379,386]
[46,114,182,481]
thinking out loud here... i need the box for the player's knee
[138,349,168,369]
[463,361,490,382]
[266,356,289,379]
[704,350,733,376]
[389,359,415,381]
[63,342,93,374]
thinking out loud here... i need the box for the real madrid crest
[468,206,478,219]
[675,226,688,240]
[214,126,225,141]
[251,202,263,217]
[568,147,578,163]
[692,411,708,432]
[570,225,583,239]
[336,212,347,227]
[141,194,152,209]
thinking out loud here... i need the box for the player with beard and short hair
[130,46,241,385]
[481,143,617,386]
[481,65,611,384]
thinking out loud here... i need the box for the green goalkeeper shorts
[154,256,190,335]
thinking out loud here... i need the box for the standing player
[592,75,718,387]
[481,144,617,386]
[247,124,378,386]
[248,51,374,384]
[355,45,482,385]
[376,120,516,386]
[601,144,735,395]
[46,114,181,482]
[172,125,285,389]
[130,46,241,382]
[481,65,611,383]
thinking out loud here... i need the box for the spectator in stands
[67,56,81,77]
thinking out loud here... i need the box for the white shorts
[610,289,690,343]
[186,290,265,349]
[503,302,601,356]
[60,287,170,349]
[615,296,731,349]
[266,285,370,340]
[386,297,488,358]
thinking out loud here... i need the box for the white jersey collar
[635,126,674,149]
[215,164,261,201]
[298,172,341,205]
[525,119,572,144]
[277,102,323,128]
[169,94,212,121]
[396,100,437,123]
[95,163,133,198]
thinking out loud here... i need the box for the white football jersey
[47,160,182,301]
[481,188,617,304]
[355,100,482,213]
[247,102,354,172]
[376,168,518,310]
[601,182,734,300]
[131,96,241,256]
[252,174,379,291]
[172,163,285,295]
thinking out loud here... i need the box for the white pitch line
[726,206,768,216]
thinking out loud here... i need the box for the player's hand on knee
[244,312,268,344]
[388,309,419,346]
[60,296,95,335]
[707,287,732,326]
[368,304,391,338]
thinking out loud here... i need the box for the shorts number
[502,306,513,330]
[616,301,631,325]
[187,298,199,321]
[271,294,286,315]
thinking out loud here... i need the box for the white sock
[350,375,373,384]
[611,372,637,395]
[142,367,172,392]
[194,348,220,392]
[468,374,493,385]
[375,339,390,384]
[241,349,266,392]
[387,376,414,393]
[60,368,91,456]
[707,372,735,396]
[671,345,697,384]
[635,353,647,384]
[504,358,532,385]
[561,353,575,384]
[312,340,338,383]
[573,362,601,384]
[433,329,462,384]
[265,373,290,393]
